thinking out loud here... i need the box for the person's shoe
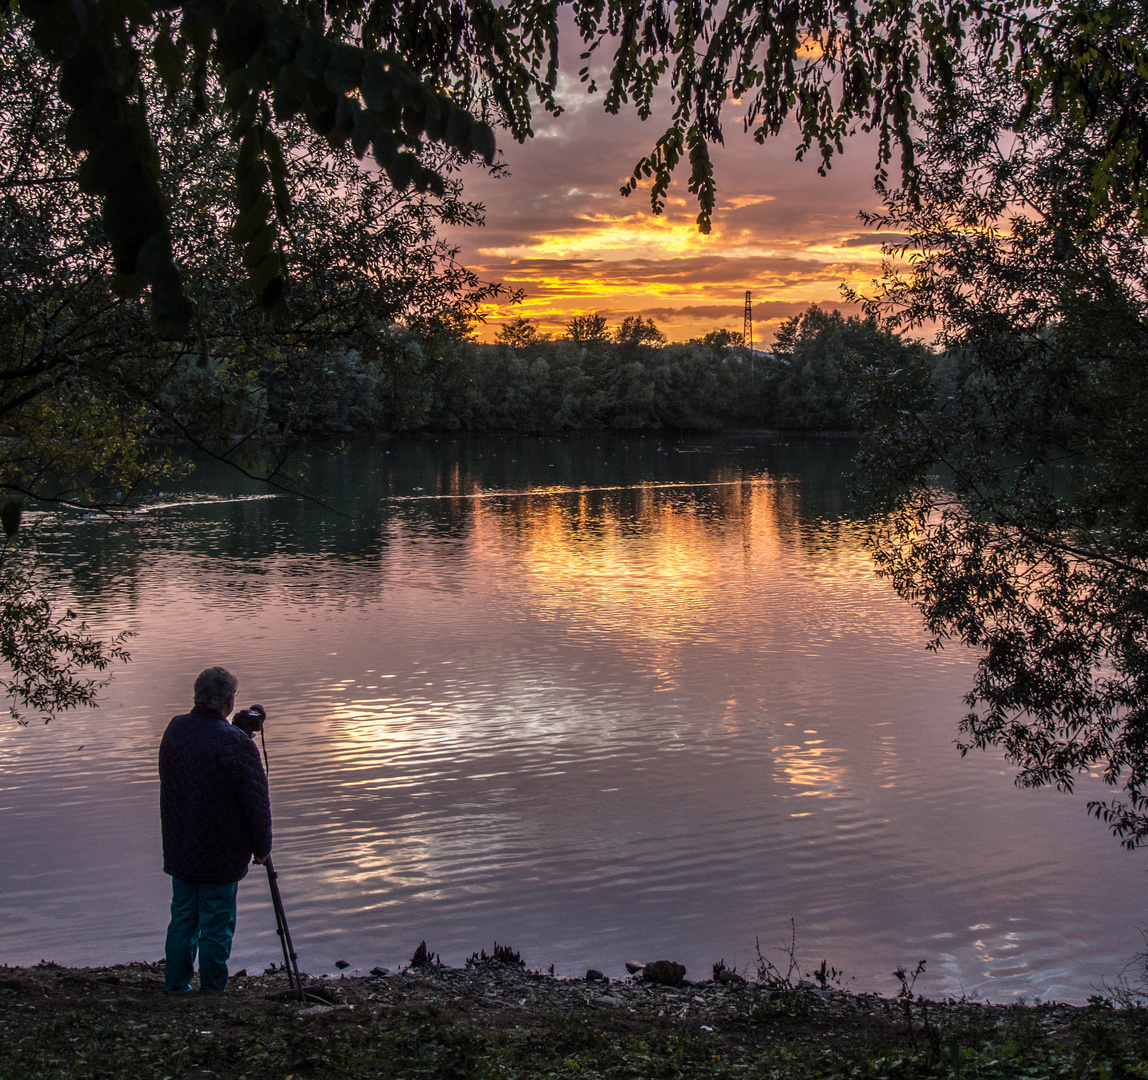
[164,987,194,996]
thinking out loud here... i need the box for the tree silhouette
[13,1,1143,324]
[852,57,1148,845]
[565,314,610,343]
[496,317,548,349]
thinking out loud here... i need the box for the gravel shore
[1,958,1144,1078]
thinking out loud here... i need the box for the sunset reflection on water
[1,435,1144,1002]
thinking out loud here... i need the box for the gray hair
[194,666,238,712]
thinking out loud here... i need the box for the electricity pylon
[742,290,753,372]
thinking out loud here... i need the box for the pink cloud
[441,47,888,344]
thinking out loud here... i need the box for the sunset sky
[442,63,892,347]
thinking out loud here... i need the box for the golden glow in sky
[442,76,895,346]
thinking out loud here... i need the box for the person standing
[158,666,272,994]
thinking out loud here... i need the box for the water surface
[2,434,1143,1001]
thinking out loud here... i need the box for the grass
[0,961,1146,1079]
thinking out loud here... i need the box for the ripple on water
[1,437,1144,998]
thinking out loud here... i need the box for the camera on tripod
[232,704,267,736]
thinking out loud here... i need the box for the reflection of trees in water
[769,481,873,569]
[39,525,146,611]
[40,434,870,606]
[729,442,873,569]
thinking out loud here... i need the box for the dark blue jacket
[159,706,273,884]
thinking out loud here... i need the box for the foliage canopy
[10,0,1145,332]
[851,54,1148,845]
[0,23,501,720]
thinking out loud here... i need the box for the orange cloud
[442,58,892,344]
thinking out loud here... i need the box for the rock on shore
[1,959,1140,1080]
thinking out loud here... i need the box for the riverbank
[1,960,1144,1079]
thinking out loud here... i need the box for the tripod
[247,717,307,1003]
[264,857,305,1001]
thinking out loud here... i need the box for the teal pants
[164,878,239,992]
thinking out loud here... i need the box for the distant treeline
[249,305,937,437]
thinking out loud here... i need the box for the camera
[232,704,266,736]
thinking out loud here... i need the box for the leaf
[261,12,299,65]
[135,230,175,282]
[77,131,133,194]
[401,101,425,140]
[2,500,24,538]
[372,126,396,169]
[360,55,392,111]
[392,70,421,109]
[230,189,272,246]
[259,128,291,224]
[423,96,448,141]
[214,0,265,72]
[110,273,146,299]
[102,185,152,273]
[28,0,81,57]
[258,273,286,311]
[259,125,287,175]
[152,294,193,339]
[295,28,330,81]
[241,221,276,270]
[324,43,362,95]
[335,94,357,134]
[64,106,101,154]
[273,63,305,121]
[386,150,414,191]
[444,106,472,151]
[152,28,186,93]
[472,121,496,164]
[303,78,337,134]
[236,124,262,176]
[268,163,291,225]
[351,107,376,158]
[248,247,280,291]
[236,161,268,212]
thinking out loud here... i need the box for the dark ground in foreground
[1,960,1146,1079]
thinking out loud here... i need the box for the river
[1,433,1143,1002]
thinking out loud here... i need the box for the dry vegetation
[1,957,1145,1079]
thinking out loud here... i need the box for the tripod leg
[254,736,306,1001]
[264,859,305,1001]
[265,860,297,990]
